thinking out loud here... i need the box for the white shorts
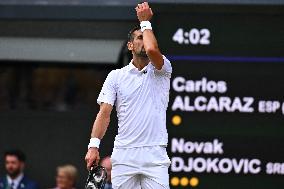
[110,146,171,189]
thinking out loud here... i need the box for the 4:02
[172,28,211,45]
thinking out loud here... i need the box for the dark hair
[4,149,26,162]
[127,25,140,42]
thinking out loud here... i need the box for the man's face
[5,155,24,178]
[128,30,147,58]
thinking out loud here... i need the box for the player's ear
[127,41,134,51]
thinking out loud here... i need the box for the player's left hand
[135,2,153,22]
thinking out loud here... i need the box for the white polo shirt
[97,56,172,148]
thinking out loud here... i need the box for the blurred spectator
[50,165,77,189]
[0,149,39,189]
[100,157,112,189]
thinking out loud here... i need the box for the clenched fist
[135,2,153,22]
[85,147,100,170]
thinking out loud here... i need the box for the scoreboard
[154,4,284,189]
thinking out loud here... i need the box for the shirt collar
[7,173,24,189]
[128,60,150,74]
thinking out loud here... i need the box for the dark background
[0,66,119,188]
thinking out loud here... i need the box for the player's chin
[140,51,148,58]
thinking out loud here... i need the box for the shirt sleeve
[97,70,117,106]
[154,55,172,78]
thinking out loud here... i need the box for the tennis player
[85,2,172,188]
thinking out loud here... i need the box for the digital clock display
[172,28,210,45]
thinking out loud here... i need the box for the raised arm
[136,2,164,70]
[85,103,113,169]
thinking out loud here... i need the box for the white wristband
[140,21,152,32]
[88,138,101,149]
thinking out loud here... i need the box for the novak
[171,138,224,154]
